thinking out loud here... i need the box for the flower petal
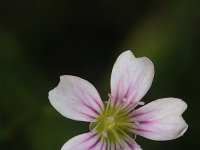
[131,98,188,141]
[110,50,154,106]
[48,75,104,122]
[121,138,143,150]
[61,132,105,150]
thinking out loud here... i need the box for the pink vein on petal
[87,92,104,111]
[130,110,153,118]
[78,112,97,120]
[80,100,100,115]
[88,136,101,150]
[82,133,97,143]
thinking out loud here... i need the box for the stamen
[137,101,145,105]
[116,108,133,118]
[108,93,113,100]
[106,135,111,149]
[91,95,137,147]
[116,122,134,127]
[113,98,127,116]
[118,100,138,116]
[105,94,113,113]
[116,127,134,143]
[106,116,114,121]
[102,130,108,138]
[122,98,127,102]
[108,124,115,129]
[134,121,140,127]
[133,134,137,140]
[111,130,124,147]
[89,121,101,131]
[119,101,145,118]
[126,101,144,112]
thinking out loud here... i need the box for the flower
[48,50,188,150]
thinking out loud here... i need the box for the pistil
[89,95,135,145]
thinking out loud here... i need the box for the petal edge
[132,98,188,141]
[111,50,154,106]
[49,75,104,122]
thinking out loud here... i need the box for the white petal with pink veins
[109,138,142,150]
[121,138,143,150]
[61,132,105,150]
[49,75,104,122]
[131,98,188,141]
[110,50,154,106]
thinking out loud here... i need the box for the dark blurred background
[0,0,200,149]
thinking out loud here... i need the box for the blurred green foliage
[0,0,199,149]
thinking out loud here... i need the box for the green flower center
[90,100,134,144]
[101,116,115,130]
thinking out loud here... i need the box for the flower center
[102,116,115,130]
[89,99,134,144]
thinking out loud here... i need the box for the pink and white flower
[48,50,188,150]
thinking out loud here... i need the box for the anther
[108,93,113,99]
[133,134,137,140]
[106,116,114,121]
[138,101,145,105]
